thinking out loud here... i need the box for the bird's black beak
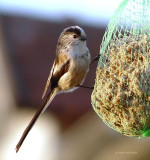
[80,36,87,41]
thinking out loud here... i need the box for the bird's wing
[42,54,70,99]
[42,60,56,99]
[50,58,70,90]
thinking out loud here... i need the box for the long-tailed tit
[16,26,91,152]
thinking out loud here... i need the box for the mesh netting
[91,0,150,137]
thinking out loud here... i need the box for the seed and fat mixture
[91,35,150,137]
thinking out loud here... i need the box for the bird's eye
[73,34,77,39]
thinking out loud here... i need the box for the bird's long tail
[16,88,59,153]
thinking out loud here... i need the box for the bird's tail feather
[16,88,59,153]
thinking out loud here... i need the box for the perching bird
[16,26,91,152]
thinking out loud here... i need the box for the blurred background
[0,0,150,159]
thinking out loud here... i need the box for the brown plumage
[16,26,90,152]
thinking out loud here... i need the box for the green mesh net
[91,0,150,137]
